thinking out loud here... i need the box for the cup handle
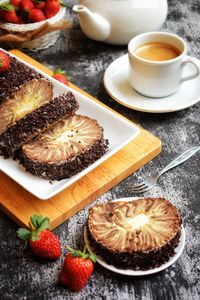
[181,57,200,83]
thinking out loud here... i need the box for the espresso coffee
[134,42,181,61]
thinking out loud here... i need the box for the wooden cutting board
[0,50,162,229]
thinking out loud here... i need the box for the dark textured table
[0,0,200,299]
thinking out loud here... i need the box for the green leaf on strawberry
[18,215,50,243]
[60,2,67,8]
[54,68,66,75]
[17,214,61,259]
[67,245,96,263]
[30,214,50,230]
[0,3,15,11]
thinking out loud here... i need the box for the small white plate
[104,54,200,113]
[0,50,140,200]
[84,197,185,276]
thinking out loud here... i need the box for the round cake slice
[87,198,182,270]
[18,115,109,180]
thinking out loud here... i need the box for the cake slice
[87,198,182,270]
[0,53,79,157]
[18,115,109,180]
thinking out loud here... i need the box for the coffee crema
[134,42,181,61]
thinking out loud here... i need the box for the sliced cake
[0,53,79,157]
[18,115,109,180]
[87,198,182,270]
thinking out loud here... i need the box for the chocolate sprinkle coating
[18,137,109,181]
[0,92,79,157]
[0,54,42,105]
[87,226,181,270]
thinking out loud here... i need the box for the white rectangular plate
[0,51,140,200]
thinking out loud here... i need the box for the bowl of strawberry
[0,0,67,50]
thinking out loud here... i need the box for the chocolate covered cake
[18,115,109,180]
[0,54,79,157]
[0,55,43,104]
[0,54,53,157]
[87,198,182,270]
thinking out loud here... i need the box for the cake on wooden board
[18,115,109,181]
[0,50,109,183]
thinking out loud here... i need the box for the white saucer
[84,197,185,276]
[103,54,200,113]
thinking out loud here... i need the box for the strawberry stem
[28,221,34,232]
[67,245,96,263]
[83,244,87,255]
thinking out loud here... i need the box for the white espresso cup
[128,32,200,98]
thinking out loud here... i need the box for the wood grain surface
[0,50,161,229]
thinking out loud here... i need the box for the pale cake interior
[22,115,103,164]
[88,198,181,253]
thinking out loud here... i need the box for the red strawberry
[44,0,60,19]
[10,0,21,7]
[35,2,45,9]
[34,0,45,10]
[59,246,96,292]
[53,68,69,85]
[17,214,61,260]
[17,16,25,23]
[20,0,34,12]
[29,8,46,22]
[0,3,19,23]
[0,50,10,73]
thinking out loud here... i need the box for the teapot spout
[73,5,110,42]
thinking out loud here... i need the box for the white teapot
[73,0,168,45]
